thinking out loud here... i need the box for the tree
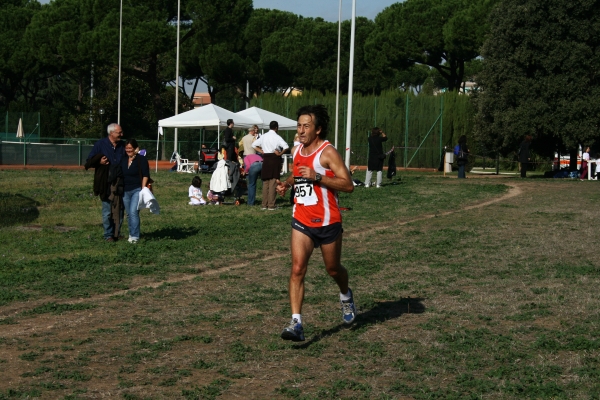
[0,0,41,110]
[366,0,496,92]
[242,8,299,95]
[474,0,600,158]
[185,0,253,104]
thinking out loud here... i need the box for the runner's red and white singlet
[292,140,341,227]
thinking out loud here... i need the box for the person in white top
[580,146,590,180]
[189,176,206,205]
[252,122,289,154]
[252,121,289,210]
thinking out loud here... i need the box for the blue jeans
[247,162,262,206]
[123,188,141,240]
[102,200,123,239]
[458,164,466,179]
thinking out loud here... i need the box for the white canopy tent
[158,103,255,130]
[156,104,255,171]
[235,106,297,130]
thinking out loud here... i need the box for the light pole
[118,0,123,125]
[344,0,356,169]
[99,108,105,138]
[335,0,342,150]
[174,0,181,156]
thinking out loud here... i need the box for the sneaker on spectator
[341,288,356,325]
[261,207,268,210]
[281,318,305,342]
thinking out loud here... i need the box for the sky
[37,0,400,22]
[252,0,399,22]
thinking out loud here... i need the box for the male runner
[276,104,355,342]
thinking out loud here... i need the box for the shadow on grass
[0,193,39,227]
[295,297,425,349]
[143,226,200,240]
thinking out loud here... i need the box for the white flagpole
[344,0,356,169]
[118,0,122,125]
[174,0,181,157]
[156,127,161,173]
[335,0,342,150]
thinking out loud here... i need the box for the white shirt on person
[189,185,206,205]
[252,130,289,154]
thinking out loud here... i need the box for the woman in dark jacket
[519,135,532,178]
[120,139,150,243]
[457,135,469,179]
[366,127,388,188]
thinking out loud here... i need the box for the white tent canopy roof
[158,104,255,130]
[235,107,297,130]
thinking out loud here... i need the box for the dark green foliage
[366,0,497,92]
[475,0,600,157]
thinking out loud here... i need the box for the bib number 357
[294,177,318,205]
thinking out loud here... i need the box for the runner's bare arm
[297,146,353,193]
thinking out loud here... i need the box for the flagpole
[174,0,181,156]
[334,0,342,150]
[118,0,122,125]
[344,0,356,169]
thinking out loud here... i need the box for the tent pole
[155,128,160,173]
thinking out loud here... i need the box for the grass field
[0,168,599,399]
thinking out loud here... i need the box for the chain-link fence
[0,112,41,142]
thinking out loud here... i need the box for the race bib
[294,177,318,206]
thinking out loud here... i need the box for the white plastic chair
[172,152,196,173]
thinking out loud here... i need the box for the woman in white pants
[365,127,387,188]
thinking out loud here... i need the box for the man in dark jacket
[366,127,387,187]
[223,119,237,164]
[86,123,125,242]
[519,135,532,178]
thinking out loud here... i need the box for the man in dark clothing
[366,127,388,187]
[86,123,125,241]
[519,135,532,178]
[223,119,237,163]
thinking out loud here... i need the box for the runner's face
[297,114,321,145]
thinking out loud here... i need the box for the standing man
[275,105,355,342]
[519,135,532,178]
[252,121,288,210]
[85,123,126,242]
[223,119,237,163]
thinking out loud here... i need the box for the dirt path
[0,182,522,338]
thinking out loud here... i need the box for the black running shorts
[291,218,343,248]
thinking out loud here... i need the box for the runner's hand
[297,166,316,180]
[276,179,289,196]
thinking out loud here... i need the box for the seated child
[189,176,206,205]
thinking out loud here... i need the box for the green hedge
[250,90,475,168]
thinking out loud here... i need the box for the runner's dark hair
[297,104,329,139]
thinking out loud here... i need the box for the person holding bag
[455,135,470,179]
[365,127,388,188]
[120,138,150,243]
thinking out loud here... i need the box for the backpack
[454,144,468,160]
